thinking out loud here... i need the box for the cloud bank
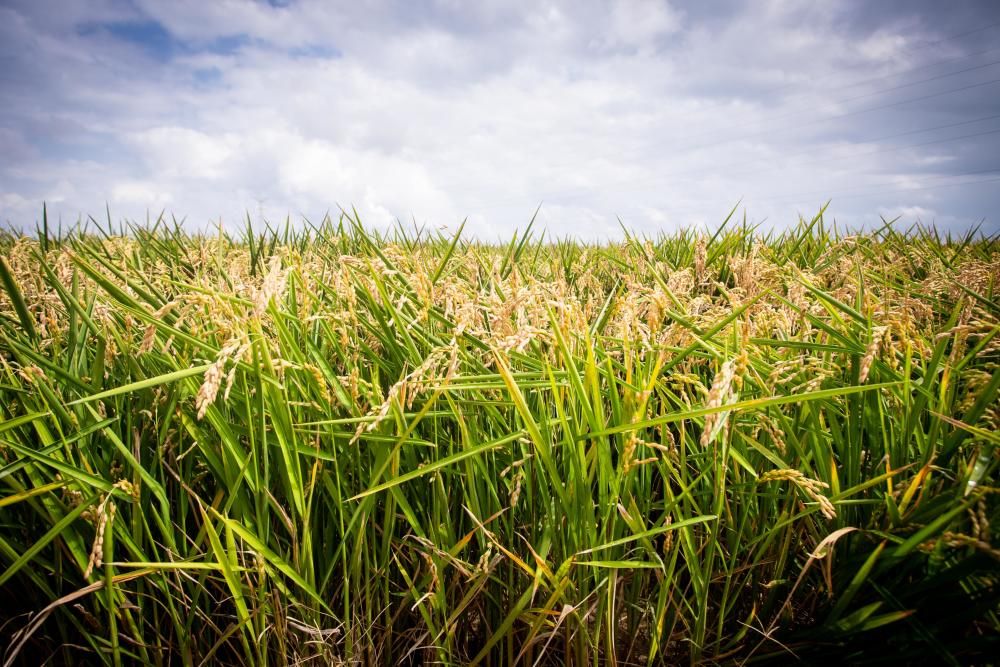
[1,0,999,237]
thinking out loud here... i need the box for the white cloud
[879,204,936,220]
[0,0,997,236]
[0,192,32,212]
[130,127,238,180]
[112,181,173,208]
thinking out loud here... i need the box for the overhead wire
[749,166,1000,204]
[460,21,1000,216]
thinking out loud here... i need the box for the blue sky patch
[192,66,224,86]
[289,43,342,59]
[79,20,177,62]
[204,34,253,56]
[78,19,259,62]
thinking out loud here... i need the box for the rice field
[0,208,998,665]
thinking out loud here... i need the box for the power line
[464,28,1000,209]
[744,112,1000,160]
[764,174,1000,207]
[456,20,1000,219]
[713,59,1000,139]
[645,22,1000,136]
[618,175,1000,225]
[749,167,1000,204]
[841,174,1000,200]
[797,45,1000,97]
[514,124,1000,220]
[738,19,1000,100]
[632,58,1000,159]
[471,76,1000,214]
[610,76,1000,181]
[623,123,1000,191]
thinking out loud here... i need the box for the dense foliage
[1,208,998,665]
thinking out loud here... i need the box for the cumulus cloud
[0,0,998,237]
[112,181,173,208]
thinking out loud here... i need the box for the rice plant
[0,207,997,665]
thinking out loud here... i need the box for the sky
[1,0,999,239]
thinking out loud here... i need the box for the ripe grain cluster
[0,210,998,665]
